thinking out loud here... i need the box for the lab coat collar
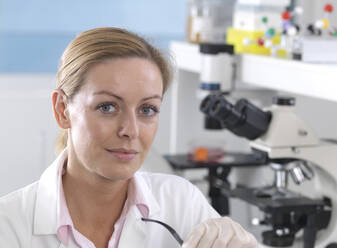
[33,149,161,235]
[34,149,67,235]
[133,171,161,218]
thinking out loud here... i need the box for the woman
[0,27,257,248]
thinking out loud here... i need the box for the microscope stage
[164,152,267,170]
[230,186,328,214]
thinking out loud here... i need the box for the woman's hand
[182,217,257,248]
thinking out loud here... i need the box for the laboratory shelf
[170,41,337,102]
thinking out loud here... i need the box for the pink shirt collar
[55,151,149,247]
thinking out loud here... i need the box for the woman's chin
[97,162,140,182]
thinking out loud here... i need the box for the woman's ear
[52,89,71,129]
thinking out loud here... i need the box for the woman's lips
[106,148,138,162]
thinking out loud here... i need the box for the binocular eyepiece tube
[200,94,272,140]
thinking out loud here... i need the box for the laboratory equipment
[199,44,234,93]
[198,43,235,129]
[201,94,337,247]
[280,3,337,61]
[227,0,291,55]
[186,0,235,43]
[200,93,271,139]
[312,4,336,37]
[301,4,337,63]
[164,151,267,216]
[279,7,303,59]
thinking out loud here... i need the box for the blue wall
[0,0,185,73]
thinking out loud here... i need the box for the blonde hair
[55,27,173,153]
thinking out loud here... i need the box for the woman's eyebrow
[93,90,162,101]
[141,95,162,102]
[93,90,122,100]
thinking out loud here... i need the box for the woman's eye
[140,105,159,116]
[98,103,116,114]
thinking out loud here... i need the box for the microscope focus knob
[273,96,295,106]
[262,230,294,246]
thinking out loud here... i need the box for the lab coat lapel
[119,173,161,248]
[118,205,147,248]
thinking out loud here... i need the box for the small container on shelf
[186,0,235,44]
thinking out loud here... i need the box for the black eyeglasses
[141,217,183,246]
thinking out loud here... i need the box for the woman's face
[66,58,163,181]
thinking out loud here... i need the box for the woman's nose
[117,111,139,140]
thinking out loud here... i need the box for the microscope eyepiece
[200,94,213,114]
[200,95,272,140]
[210,99,221,113]
[200,93,224,115]
[209,98,244,127]
[200,94,224,130]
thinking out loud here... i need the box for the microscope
[200,94,337,248]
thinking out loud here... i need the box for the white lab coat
[0,152,220,248]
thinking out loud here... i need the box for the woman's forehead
[81,58,163,99]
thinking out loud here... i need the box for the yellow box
[227,27,281,55]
